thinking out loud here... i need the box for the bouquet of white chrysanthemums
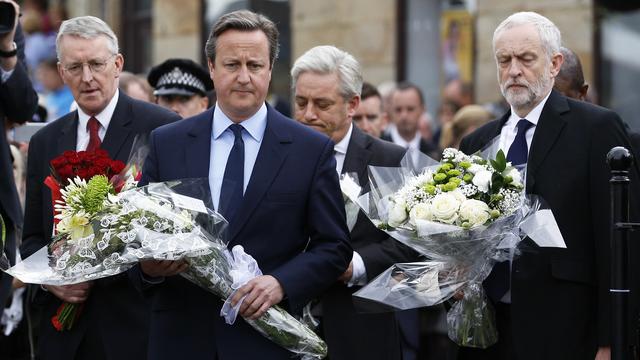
[387,147,523,230]
[342,146,565,349]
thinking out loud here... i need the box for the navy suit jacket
[137,104,352,359]
[21,93,180,360]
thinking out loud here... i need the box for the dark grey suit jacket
[322,126,421,360]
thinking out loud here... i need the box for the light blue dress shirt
[209,103,268,212]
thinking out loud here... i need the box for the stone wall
[291,0,397,85]
[152,0,203,64]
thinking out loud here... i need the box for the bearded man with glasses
[20,16,180,360]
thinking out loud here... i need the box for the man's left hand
[231,275,284,320]
[338,261,353,283]
[595,347,610,360]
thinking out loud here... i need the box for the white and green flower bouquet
[341,145,565,349]
[4,178,327,359]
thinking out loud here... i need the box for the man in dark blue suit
[137,10,352,359]
[20,16,180,360]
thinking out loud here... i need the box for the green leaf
[493,150,507,172]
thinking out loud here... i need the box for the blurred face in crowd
[37,63,64,92]
[494,24,562,116]
[391,88,424,140]
[294,71,359,143]
[157,94,209,119]
[353,95,383,138]
[123,82,152,103]
[57,35,123,116]
[554,77,588,102]
[208,29,272,122]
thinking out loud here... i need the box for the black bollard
[608,146,635,360]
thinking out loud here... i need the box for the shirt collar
[390,126,421,149]
[212,102,268,141]
[334,123,353,155]
[506,89,552,127]
[77,89,119,131]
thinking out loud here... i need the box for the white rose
[409,202,433,226]
[388,198,408,227]
[430,193,460,224]
[472,170,492,193]
[506,168,522,186]
[459,199,491,226]
[468,164,485,175]
[450,189,467,203]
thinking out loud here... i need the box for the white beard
[499,66,552,112]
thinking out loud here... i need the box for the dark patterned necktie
[218,124,244,222]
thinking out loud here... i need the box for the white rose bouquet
[342,146,564,349]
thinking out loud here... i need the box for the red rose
[57,165,74,182]
[110,161,125,175]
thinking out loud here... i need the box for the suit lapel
[526,91,568,192]
[342,126,373,188]
[185,108,214,179]
[57,112,78,155]
[228,109,292,241]
[101,94,133,160]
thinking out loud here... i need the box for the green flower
[490,209,501,219]
[459,161,471,169]
[82,175,114,214]
[463,173,474,183]
[434,173,447,183]
[447,169,462,177]
[438,163,453,173]
[425,184,436,195]
[442,182,458,192]
[449,177,462,186]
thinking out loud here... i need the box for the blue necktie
[485,119,534,302]
[506,119,534,165]
[219,124,244,222]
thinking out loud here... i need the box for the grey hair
[56,16,119,60]
[291,45,363,100]
[493,12,562,59]
[205,10,279,67]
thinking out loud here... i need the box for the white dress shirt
[498,90,551,303]
[333,123,367,286]
[389,126,421,166]
[75,89,119,151]
[209,102,267,212]
[498,90,552,155]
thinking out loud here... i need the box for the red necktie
[86,117,102,151]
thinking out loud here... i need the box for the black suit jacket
[20,93,180,360]
[459,90,640,359]
[322,126,420,360]
[0,24,38,307]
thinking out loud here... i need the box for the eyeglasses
[62,54,117,76]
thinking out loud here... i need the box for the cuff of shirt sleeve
[347,251,367,287]
[141,272,165,285]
